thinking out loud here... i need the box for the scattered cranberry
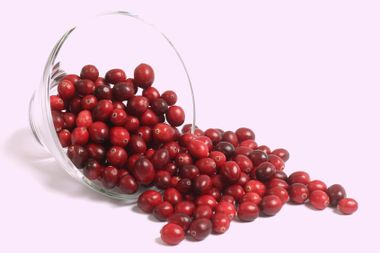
[189,218,212,241]
[166,106,185,127]
[237,201,259,222]
[174,201,195,216]
[212,213,231,234]
[160,223,185,245]
[338,198,358,215]
[138,190,163,213]
[289,183,309,204]
[271,148,290,162]
[134,63,155,89]
[288,171,310,185]
[309,190,330,210]
[102,166,119,189]
[153,201,174,221]
[235,127,255,142]
[307,180,327,193]
[161,90,177,105]
[119,174,138,194]
[80,64,99,81]
[168,213,192,231]
[261,195,283,216]
[133,157,155,185]
[327,184,347,207]
[105,69,126,84]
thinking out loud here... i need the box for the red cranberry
[69,97,82,113]
[196,195,218,209]
[94,77,108,87]
[166,106,185,127]
[127,96,149,116]
[268,154,285,171]
[133,157,155,185]
[219,161,240,183]
[257,145,271,154]
[142,86,160,101]
[235,146,254,157]
[95,85,112,100]
[271,148,290,162]
[151,148,170,169]
[267,178,289,190]
[245,180,266,196]
[102,166,119,189]
[194,205,213,219]
[163,162,178,176]
[170,176,181,187]
[81,95,98,110]
[288,171,310,185]
[238,201,259,222]
[137,190,162,213]
[207,187,222,201]
[327,184,347,207]
[222,131,239,147]
[338,198,358,215]
[212,213,230,234]
[154,170,171,189]
[289,183,309,204]
[151,98,169,115]
[58,79,76,100]
[80,64,99,81]
[204,128,222,144]
[76,110,93,127]
[58,129,71,147]
[160,223,185,245]
[83,159,103,180]
[224,184,245,201]
[113,81,135,101]
[235,127,255,142]
[153,123,175,143]
[174,201,195,216]
[128,135,147,154]
[62,112,76,130]
[109,127,130,147]
[255,162,276,181]
[266,186,289,204]
[110,109,127,126]
[92,99,113,121]
[214,141,235,159]
[220,195,236,205]
[188,139,209,159]
[163,141,180,159]
[249,150,268,167]
[88,121,109,143]
[215,201,236,220]
[118,174,138,194]
[67,145,89,168]
[309,190,330,210]
[234,154,253,173]
[176,178,193,194]
[209,151,227,168]
[87,143,106,162]
[75,79,95,96]
[175,153,193,167]
[240,139,258,149]
[105,69,126,84]
[195,158,217,175]
[164,188,183,205]
[261,195,283,216]
[168,214,191,231]
[124,116,140,132]
[161,90,177,105]
[134,63,154,89]
[140,109,160,126]
[50,95,65,111]
[179,132,195,147]
[106,146,128,167]
[307,180,327,192]
[62,74,80,84]
[153,201,174,221]
[240,192,262,205]
[194,175,212,194]
[137,126,152,143]
[273,171,288,181]
[71,127,89,145]
[189,218,212,241]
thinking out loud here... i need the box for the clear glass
[29,11,196,203]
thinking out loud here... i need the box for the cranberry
[124,116,140,132]
[58,129,71,147]
[209,151,227,168]
[207,187,222,201]
[288,171,310,185]
[106,146,128,167]
[235,127,255,142]
[338,198,358,215]
[220,195,235,205]
[164,188,183,205]
[170,176,181,187]
[80,64,99,81]
[240,192,262,205]
[62,112,76,130]
[214,141,235,159]
[58,79,76,100]
[240,139,258,149]
[83,159,103,180]
[309,190,330,210]
[195,158,216,175]
[266,186,289,204]
[137,190,162,213]
[71,127,89,145]
[255,162,276,181]
[140,109,160,126]
[50,95,65,111]
[267,178,289,190]
[289,183,309,204]
[249,150,268,167]
[188,139,209,159]
[127,96,149,116]
[133,157,155,185]
[94,77,108,87]
[69,97,82,113]
[161,90,177,105]
[109,127,130,147]
[222,131,239,147]
[163,141,180,159]
[220,161,241,182]
[268,154,285,171]
[179,132,195,147]
[153,123,175,143]
[235,146,254,157]
[189,218,212,241]
[128,135,147,154]
[76,110,93,127]
[257,145,271,154]
[175,153,193,168]
[119,174,138,194]
[307,180,327,192]
[110,109,128,126]
[153,201,174,221]
[86,143,106,162]
[133,63,154,89]
[273,171,288,181]
[105,69,126,84]
[113,81,135,101]
[271,148,290,162]
[67,145,89,168]
[160,223,185,245]
[62,74,80,84]
[88,121,109,143]
[193,205,213,219]
[142,87,160,101]
[151,98,169,115]
[194,175,212,194]
[154,170,171,189]
[234,154,253,173]
[204,128,223,144]
[215,201,236,220]
[196,195,218,209]
[166,106,185,127]
[163,162,178,176]
[95,85,112,100]
[92,99,113,121]
[224,184,245,201]
[102,166,119,189]
[212,213,230,234]
[261,195,283,216]
[137,126,152,143]
[75,79,95,96]
[151,148,170,169]
[81,95,98,110]
[174,201,195,216]
[245,180,266,196]
[112,101,126,110]
[176,178,193,194]
[238,201,259,222]
[327,184,346,207]
[168,213,192,231]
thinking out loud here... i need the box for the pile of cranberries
[50,63,358,246]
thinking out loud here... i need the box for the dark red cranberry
[255,162,276,181]
[234,154,253,173]
[75,79,95,96]
[215,201,236,220]
[50,95,65,111]
[288,171,310,185]
[80,64,99,81]
[222,131,239,147]
[127,96,149,116]
[174,201,195,216]
[220,195,236,205]
[94,77,108,87]
[235,127,255,142]
[240,192,262,205]
[151,98,169,115]
[189,218,212,241]
[238,201,259,222]
[209,151,227,168]
[164,188,183,205]
[124,116,140,132]
[86,143,106,162]
[106,146,128,167]
[240,139,258,149]
[76,110,93,127]
[58,129,71,147]
[160,223,185,245]
[257,145,271,154]
[212,213,230,234]
[168,213,192,231]
[268,154,285,171]
[142,86,160,101]
[261,195,282,216]
[137,126,152,143]
[175,153,193,167]
[153,123,175,143]
[83,159,103,180]
[133,157,155,185]
[58,79,76,100]
[62,112,76,130]
[118,169,129,179]
[327,184,347,207]
[112,81,135,101]
[307,180,327,192]
[71,127,89,145]
[134,63,154,89]
[170,176,181,187]
[187,139,209,159]
[154,170,171,189]
[153,201,174,221]
[140,109,160,126]
[113,101,126,110]
[166,106,185,127]
[151,148,170,169]
[138,190,163,213]
[193,175,212,194]
[194,205,213,219]
[338,198,358,215]
[163,141,180,159]
[245,180,266,196]
[309,190,330,210]
[266,186,289,204]
[204,128,223,144]
[67,145,89,168]
[214,141,235,159]
[271,148,290,162]
[95,85,112,100]
[68,97,82,113]
[195,158,217,175]
[220,161,241,182]
[176,178,192,194]
[249,150,269,166]
[161,90,177,105]
[102,166,119,188]
[88,121,109,143]
[196,195,218,209]
[81,95,98,110]
[105,69,126,84]
[92,99,113,121]
[128,135,147,154]
[62,74,80,84]
[119,174,138,194]
[289,183,309,204]
[267,178,289,190]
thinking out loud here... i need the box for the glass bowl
[29,11,196,203]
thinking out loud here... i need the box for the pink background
[1,0,379,252]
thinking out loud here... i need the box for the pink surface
[0,1,379,252]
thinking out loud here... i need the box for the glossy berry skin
[309,190,330,210]
[58,129,71,147]
[209,151,227,168]
[164,188,183,205]
[151,98,169,115]
[80,64,99,81]
[245,180,266,197]
[238,201,259,222]
[112,81,135,101]
[161,90,177,105]
[86,143,106,162]
[222,131,239,147]
[88,121,109,143]
[168,213,192,231]
[288,171,310,185]
[119,174,138,194]
[266,186,289,204]
[153,201,174,221]
[57,79,76,100]
[109,127,130,147]
[71,127,89,146]
[268,154,285,171]
[249,150,268,167]
[95,85,112,100]
[255,162,276,181]
[188,139,209,159]
[196,195,218,210]
[267,178,289,190]
[261,195,283,216]
[92,99,114,121]
[62,74,80,84]
[195,158,217,175]
[110,108,128,126]
[127,96,149,116]
[75,79,95,96]
[62,112,76,130]
[327,184,347,207]
[102,166,119,189]
[76,110,93,127]
[271,148,290,162]
[307,180,327,193]
[220,161,241,182]
[289,183,309,204]
[153,123,175,143]
[166,106,185,127]
[234,154,253,174]
[215,201,236,220]
[240,192,262,205]
[205,128,223,144]
[138,190,163,213]
[338,198,358,215]
[125,116,140,132]
[194,175,212,194]
[142,86,160,101]
[67,145,89,168]
[224,184,245,201]
[50,95,65,111]
[235,127,255,142]
[174,201,195,216]
[106,146,128,167]
[83,159,103,180]
[189,218,212,241]
[133,158,155,185]
[105,69,126,84]
[134,63,155,89]
[240,139,257,149]
[193,204,213,219]
[81,95,98,110]
[160,223,185,246]
[212,213,230,234]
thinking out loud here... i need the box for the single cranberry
[109,127,129,147]
[261,195,283,216]
[271,148,290,162]
[220,195,236,205]
[207,187,222,201]
[137,126,152,143]
[151,148,170,169]
[163,141,181,159]
[133,157,155,185]
[249,150,268,167]
[255,162,276,181]
[92,99,114,121]
[168,213,192,231]
[267,178,289,190]
[58,129,71,147]
[83,159,103,180]
[196,195,218,209]
[128,135,147,154]
[234,154,253,173]
[106,146,128,167]
[68,97,82,114]
[245,180,266,196]
[94,77,108,87]
[140,109,160,126]
[75,79,95,96]
[113,81,135,101]
[194,205,213,219]
[211,175,226,191]
[170,176,181,187]
[87,143,106,162]
[266,186,289,204]
[189,218,212,241]
[134,63,154,89]
[176,178,193,194]
[209,151,227,168]
[235,127,255,142]
[308,180,327,193]
[81,95,98,110]
[214,141,235,159]
[50,95,65,111]
[105,69,126,84]
[175,153,193,167]
[58,79,76,100]
[118,169,129,179]
[215,201,236,220]
[76,110,93,127]
[220,161,241,182]
[257,145,271,154]
[110,109,127,126]
[268,154,285,171]
[240,192,262,205]
[327,184,347,207]
[240,139,258,149]
[163,162,178,176]
[62,74,80,84]
[288,171,310,185]
[102,166,119,189]
[141,86,159,101]
[161,90,177,105]
[95,85,112,100]
[222,131,239,147]
[71,127,89,145]
[154,170,171,190]
[204,128,222,144]
[67,145,89,168]
[273,171,288,181]
[137,190,163,213]
[237,173,249,187]
[124,116,140,132]
[153,201,174,221]
[178,132,195,147]
[194,175,212,194]
[225,184,245,201]
[235,146,254,157]
[80,64,99,81]
[289,183,309,204]
[151,98,168,115]
[127,96,149,116]
[238,201,259,222]
[174,201,195,216]
[212,213,230,234]
[62,112,76,130]
[187,139,209,159]
[88,121,109,143]
[153,123,175,143]
[164,188,183,205]
[160,223,185,245]
[338,198,358,215]
[166,106,185,127]
[195,158,216,175]
[127,154,142,172]
[309,190,330,210]
[119,174,138,194]
[196,136,213,151]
